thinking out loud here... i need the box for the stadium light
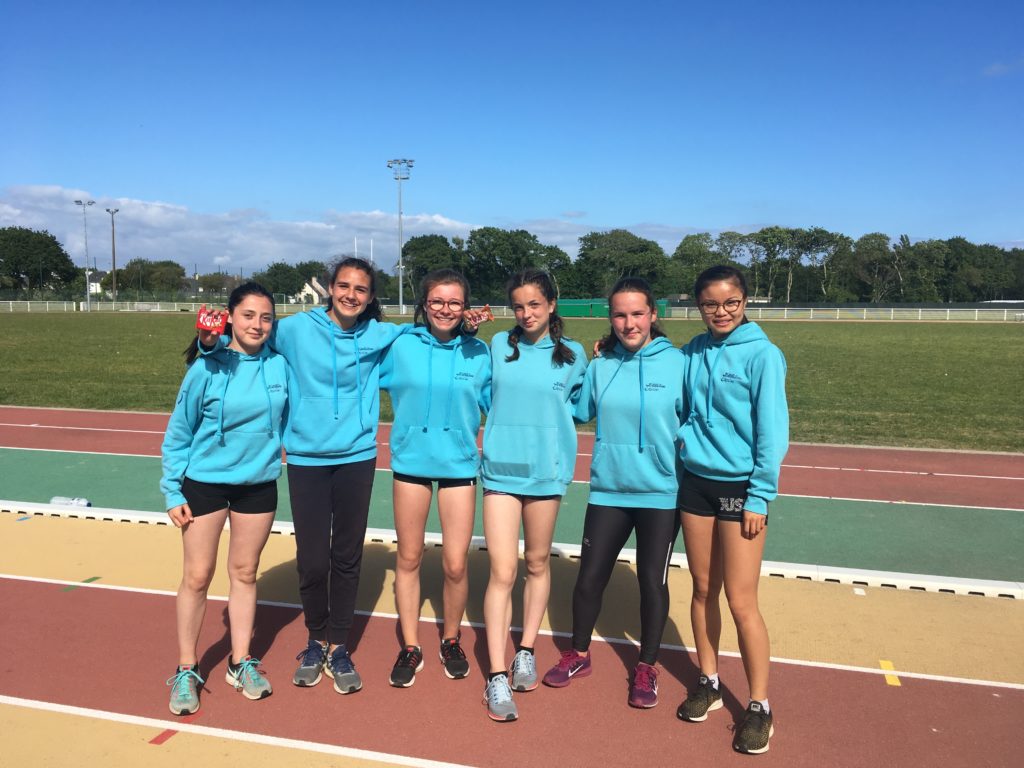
[106,208,119,305]
[74,199,95,311]
[386,159,414,314]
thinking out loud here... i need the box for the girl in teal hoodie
[674,265,788,756]
[198,258,407,696]
[162,282,286,716]
[542,277,684,711]
[379,268,492,688]
[480,268,588,722]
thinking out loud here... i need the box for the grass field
[0,312,1021,452]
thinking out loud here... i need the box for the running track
[2,405,1022,510]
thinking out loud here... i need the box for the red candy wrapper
[196,305,227,333]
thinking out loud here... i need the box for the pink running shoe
[542,649,592,688]
[629,662,659,708]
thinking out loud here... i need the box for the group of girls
[160,258,787,756]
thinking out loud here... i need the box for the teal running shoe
[167,664,204,715]
[225,656,272,700]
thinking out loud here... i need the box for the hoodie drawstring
[258,355,273,436]
[216,358,234,445]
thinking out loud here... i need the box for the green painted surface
[1,448,1020,582]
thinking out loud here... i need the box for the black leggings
[288,459,376,646]
[571,504,679,665]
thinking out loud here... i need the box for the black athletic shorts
[677,470,764,524]
[483,489,560,502]
[181,477,278,517]
[393,472,476,489]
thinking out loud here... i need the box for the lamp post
[106,208,119,306]
[386,158,414,314]
[74,199,95,311]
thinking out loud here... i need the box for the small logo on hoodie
[267,383,284,393]
[720,372,744,384]
[644,382,666,392]
[552,381,566,392]
[455,371,476,381]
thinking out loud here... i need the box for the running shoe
[509,649,538,692]
[733,701,774,754]
[225,656,272,700]
[541,649,592,688]
[628,662,659,708]
[389,645,424,688]
[325,645,363,694]
[677,674,723,722]
[167,664,204,715]
[293,639,327,687]
[484,674,518,722]
[439,633,470,679]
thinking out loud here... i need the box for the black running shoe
[439,633,470,679]
[733,701,774,754]
[389,645,424,688]
[677,674,724,722]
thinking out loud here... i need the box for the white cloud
[983,55,1024,77]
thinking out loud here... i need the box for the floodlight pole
[106,208,119,305]
[387,159,414,314]
[74,199,95,311]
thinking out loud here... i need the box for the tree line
[2,225,1021,304]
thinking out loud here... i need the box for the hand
[463,305,494,332]
[168,503,194,528]
[741,509,767,539]
[592,340,602,357]
[197,326,223,348]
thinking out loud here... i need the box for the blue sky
[2,0,1022,275]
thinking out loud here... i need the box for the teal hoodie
[482,331,588,496]
[678,321,789,515]
[266,309,408,465]
[574,336,685,509]
[160,345,288,510]
[380,327,492,479]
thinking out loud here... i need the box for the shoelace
[512,651,536,677]
[634,666,656,692]
[441,640,466,661]
[487,676,513,704]
[297,642,326,666]
[397,648,422,668]
[556,650,580,670]
[232,657,264,689]
[166,667,204,697]
[330,648,355,674]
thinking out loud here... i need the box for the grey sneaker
[484,674,518,722]
[293,640,327,687]
[509,649,538,692]
[167,664,203,715]
[225,656,272,700]
[326,645,362,694]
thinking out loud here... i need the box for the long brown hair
[504,267,575,365]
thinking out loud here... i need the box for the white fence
[2,301,1022,322]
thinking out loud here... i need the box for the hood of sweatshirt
[596,335,677,453]
[306,307,369,427]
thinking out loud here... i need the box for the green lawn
[0,312,1021,452]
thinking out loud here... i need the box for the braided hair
[505,268,576,366]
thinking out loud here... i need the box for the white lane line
[779,492,1024,513]
[784,463,1024,481]
[0,422,165,435]
[0,695,475,768]
[2,574,1022,690]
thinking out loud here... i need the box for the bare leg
[393,479,433,647]
[519,497,559,649]
[720,518,769,700]
[681,513,723,675]
[176,507,228,665]
[483,493,524,672]
[436,483,476,640]
[225,509,275,662]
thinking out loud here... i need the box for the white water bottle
[49,496,92,507]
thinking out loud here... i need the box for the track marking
[784,463,1024,481]
[0,422,165,435]
[16,516,30,522]
[854,587,866,596]
[880,660,902,686]
[149,728,181,745]
[62,576,101,592]
[2,573,1021,691]
[0,695,475,768]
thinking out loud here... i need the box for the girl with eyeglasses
[674,265,788,755]
[379,268,492,688]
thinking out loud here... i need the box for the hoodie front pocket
[483,425,560,483]
[591,441,675,495]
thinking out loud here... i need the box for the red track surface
[2,577,1019,768]
[2,405,1021,508]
